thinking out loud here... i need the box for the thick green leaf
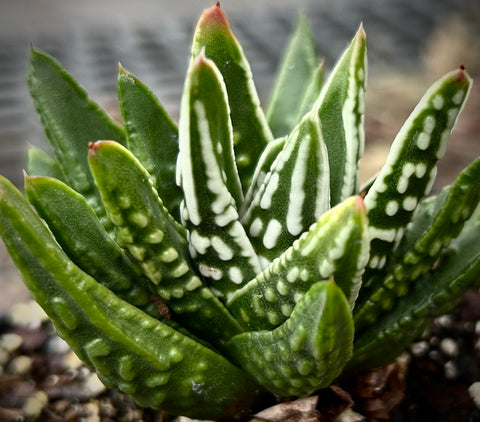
[240,136,286,217]
[27,146,65,181]
[364,67,472,275]
[228,196,369,331]
[178,53,263,299]
[0,176,260,419]
[89,141,243,344]
[118,66,182,221]
[267,15,318,138]
[28,48,125,230]
[226,281,353,397]
[241,111,330,263]
[355,156,480,330]
[295,61,325,123]
[349,218,480,372]
[314,25,367,206]
[191,3,273,190]
[25,175,158,317]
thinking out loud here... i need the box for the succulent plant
[1,3,479,420]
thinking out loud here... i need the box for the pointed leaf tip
[357,22,366,38]
[456,65,470,81]
[200,2,230,29]
[354,195,366,212]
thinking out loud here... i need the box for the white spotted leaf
[88,141,243,344]
[226,281,353,397]
[241,111,330,264]
[178,53,263,299]
[228,196,369,331]
[355,156,480,331]
[191,4,273,191]
[314,25,367,206]
[364,67,472,278]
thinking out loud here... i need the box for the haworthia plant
[0,4,479,420]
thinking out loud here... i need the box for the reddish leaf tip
[200,2,230,29]
[88,141,99,157]
[354,195,366,212]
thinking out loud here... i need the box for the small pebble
[475,320,480,335]
[429,336,440,347]
[83,372,107,397]
[8,301,48,329]
[0,346,10,365]
[46,335,71,354]
[0,333,23,352]
[64,350,84,370]
[444,360,458,379]
[469,382,480,408]
[22,390,48,419]
[99,399,117,418]
[411,341,429,357]
[435,315,454,328]
[82,401,101,422]
[7,355,33,375]
[428,350,442,362]
[440,338,459,357]
[334,408,366,422]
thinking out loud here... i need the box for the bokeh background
[1,0,479,312]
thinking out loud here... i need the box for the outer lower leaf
[27,146,65,181]
[314,25,367,206]
[28,48,125,230]
[191,3,273,190]
[226,281,354,397]
[178,53,263,299]
[24,175,158,317]
[349,218,480,373]
[355,157,480,330]
[266,14,318,138]
[228,196,369,331]
[118,65,183,221]
[364,67,472,275]
[89,141,243,344]
[0,176,261,420]
[241,111,330,264]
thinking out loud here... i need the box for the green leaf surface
[266,15,318,138]
[228,196,369,331]
[241,111,330,263]
[25,175,158,317]
[89,141,243,344]
[27,146,65,181]
[240,136,286,217]
[364,67,472,276]
[191,3,273,190]
[355,156,480,330]
[349,218,480,372]
[226,281,353,397]
[28,48,125,230]
[118,66,183,221]
[178,53,263,299]
[315,25,367,206]
[0,176,260,420]
[295,61,325,123]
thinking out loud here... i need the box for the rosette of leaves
[0,3,479,420]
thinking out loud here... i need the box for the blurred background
[0,0,479,312]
